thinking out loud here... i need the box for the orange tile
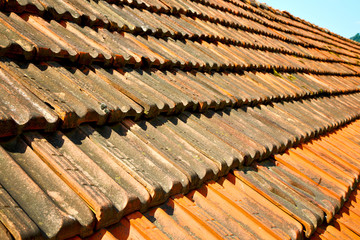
[303,142,360,178]
[86,229,117,240]
[311,232,329,240]
[172,194,238,239]
[315,227,339,240]
[335,211,360,236]
[217,177,302,239]
[289,147,355,189]
[345,200,360,216]
[163,196,225,240]
[195,183,281,240]
[144,207,196,240]
[109,212,169,240]
[313,139,360,173]
[319,225,352,240]
[126,212,169,240]
[330,221,360,239]
[233,166,323,238]
[322,136,360,165]
[275,151,349,200]
[187,190,258,240]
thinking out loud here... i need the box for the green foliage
[350,33,360,43]
[272,68,282,78]
[287,74,296,82]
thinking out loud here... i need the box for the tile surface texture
[0,0,360,239]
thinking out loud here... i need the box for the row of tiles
[220,0,360,56]
[2,12,360,74]
[4,0,360,61]
[1,59,360,135]
[5,0,360,65]
[1,94,360,239]
[312,188,360,240]
[184,0,360,58]
[37,2,357,66]
[65,119,360,240]
[109,0,360,57]
[53,3,360,65]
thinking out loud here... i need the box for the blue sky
[260,0,360,38]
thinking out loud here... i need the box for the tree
[350,33,360,42]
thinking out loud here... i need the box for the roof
[0,0,360,239]
[75,123,360,240]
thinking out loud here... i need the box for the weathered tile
[215,109,281,157]
[233,166,325,238]
[1,1,360,239]
[154,115,243,173]
[185,191,258,240]
[22,131,120,229]
[182,111,263,164]
[0,184,43,240]
[45,130,149,214]
[47,63,143,121]
[192,183,281,240]
[176,71,230,109]
[65,0,108,25]
[79,124,189,206]
[248,104,304,145]
[124,69,187,114]
[63,127,151,211]
[96,29,140,66]
[122,119,219,188]
[233,107,292,151]
[35,0,81,21]
[0,144,79,239]
[0,63,58,136]
[22,14,80,61]
[152,70,211,111]
[257,160,340,222]
[275,151,349,201]
[1,136,95,237]
[3,61,107,128]
[0,222,12,240]
[213,178,303,239]
[93,67,171,117]
[0,16,36,59]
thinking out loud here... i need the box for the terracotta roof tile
[1,136,95,236]
[0,143,80,239]
[2,56,359,136]
[2,0,360,71]
[1,0,360,238]
[23,131,121,230]
[0,97,358,238]
[78,123,360,239]
[0,183,43,240]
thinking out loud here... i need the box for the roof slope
[0,0,360,239]
[76,122,360,240]
[1,0,360,136]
